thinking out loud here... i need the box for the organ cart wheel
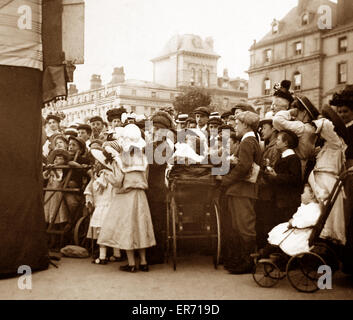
[212,200,221,269]
[171,196,177,271]
[74,209,91,251]
[286,251,326,293]
[253,259,281,288]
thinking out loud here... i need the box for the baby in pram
[265,184,321,257]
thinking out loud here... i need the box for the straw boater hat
[48,148,70,164]
[64,127,78,137]
[176,114,188,124]
[77,123,92,136]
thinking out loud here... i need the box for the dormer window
[272,19,279,34]
[302,12,309,26]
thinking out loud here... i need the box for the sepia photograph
[0,0,353,307]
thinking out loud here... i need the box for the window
[198,69,203,86]
[272,20,279,34]
[295,42,302,55]
[190,68,195,85]
[132,89,137,95]
[338,62,347,84]
[338,37,348,53]
[294,72,302,90]
[151,107,156,114]
[302,13,309,26]
[130,106,136,112]
[170,93,175,100]
[264,78,271,95]
[223,97,229,107]
[264,49,272,63]
[151,91,156,98]
[206,70,210,87]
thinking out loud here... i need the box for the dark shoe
[109,255,126,262]
[119,264,136,273]
[139,264,149,272]
[92,258,108,265]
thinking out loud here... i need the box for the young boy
[264,129,302,225]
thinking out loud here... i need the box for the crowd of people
[41,81,353,275]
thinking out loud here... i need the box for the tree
[173,87,212,114]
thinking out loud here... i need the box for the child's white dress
[308,118,347,245]
[84,170,113,239]
[97,154,156,250]
[268,202,321,256]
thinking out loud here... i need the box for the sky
[73,0,321,92]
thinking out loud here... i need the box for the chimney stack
[337,0,353,25]
[111,67,125,84]
[68,84,78,95]
[90,74,102,90]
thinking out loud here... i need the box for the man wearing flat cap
[255,117,280,249]
[77,123,93,149]
[231,103,256,116]
[145,110,175,265]
[89,116,105,140]
[273,94,319,181]
[193,106,210,132]
[220,111,262,274]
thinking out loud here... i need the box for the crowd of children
[41,83,353,275]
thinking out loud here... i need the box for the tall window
[302,13,309,26]
[206,70,210,87]
[151,91,157,98]
[294,72,302,90]
[132,89,137,96]
[338,37,348,53]
[190,68,195,85]
[295,42,302,55]
[264,49,272,63]
[198,69,203,86]
[223,97,229,107]
[338,62,347,84]
[264,78,271,95]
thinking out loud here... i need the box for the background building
[49,34,248,125]
[248,0,353,116]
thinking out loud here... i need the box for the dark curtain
[0,66,48,278]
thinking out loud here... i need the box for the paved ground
[1,254,353,300]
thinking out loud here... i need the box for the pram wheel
[253,259,281,288]
[74,210,90,251]
[286,252,326,293]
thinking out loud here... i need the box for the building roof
[251,0,337,50]
[152,34,220,61]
